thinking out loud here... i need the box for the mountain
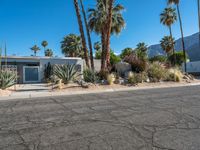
[148,32,200,61]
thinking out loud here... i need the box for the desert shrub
[0,70,17,90]
[124,53,147,73]
[149,55,167,63]
[147,62,167,82]
[83,68,99,83]
[107,74,115,85]
[44,62,53,82]
[168,51,188,66]
[128,72,147,85]
[53,64,80,84]
[164,68,183,82]
[98,70,110,80]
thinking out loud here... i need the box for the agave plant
[83,68,99,84]
[0,71,17,90]
[53,64,80,84]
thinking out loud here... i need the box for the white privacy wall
[39,58,83,81]
[185,61,200,73]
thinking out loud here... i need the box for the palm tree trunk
[101,31,106,71]
[80,0,94,71]
[73,0,90,68]
[177,4,187,72]
[105,0,114,68]
[198,0,200,51]
[169,26,176,66]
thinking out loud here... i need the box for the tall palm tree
[41,41,48,51]
[168,0,187,72]
[88,0,125,70]
[30,45,40,56]
[160,7,177,65]
[80,0,94,70]
[73,0,90,68]
[105,0,114,67]
[198,0,200,49]
[160,36,175,55]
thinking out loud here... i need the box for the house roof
[0,56,82,60]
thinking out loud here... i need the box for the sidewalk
[1,82,200,101]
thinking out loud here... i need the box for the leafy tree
[149,55,167,63]
[160,36,175,55]
[88,0,125,70]
[45,49,53,57]
[94,48,121,65]
[168,51,188,66]
[120,48,133,59]
[73,0,90,68]
[135,42,148,60]
[94,42,102,59]
[30,45,40,56]
[61,34,83,57]
[94,42,101,52]
[41,41,48,50]
[110,51,121,66]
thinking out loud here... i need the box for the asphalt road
[0,85,200,150]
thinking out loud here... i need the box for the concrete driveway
[0,85,200,150]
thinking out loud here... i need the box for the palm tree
[105,0,114,67]
[61,34,83,57]
[45,49,53,57]
[30,45,40,56]
[168,0,187,71]
[88,0,125,70]
[160,7,177,65]
[80,0,94,70]
[135,42,148,60]
[41,41,48,51]
[160,36,175,55]
[120,47,133,59]
[73,0,90,68]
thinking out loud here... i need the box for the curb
[0,82,200,101]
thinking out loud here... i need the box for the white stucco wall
[40,58,83,82]
[185,61,200,73]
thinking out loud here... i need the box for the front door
[23,66,40,83]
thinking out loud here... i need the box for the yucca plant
[53,64,80,84]
[0,71,17,90]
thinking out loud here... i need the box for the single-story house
[185,61,200,75]
[0,56,83,84]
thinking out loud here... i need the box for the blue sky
[0,0,198,56]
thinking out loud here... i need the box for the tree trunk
[198,0,200,52]
[80,0,94,71]
[101,31,106,71]
[169,26,176,66]
[177,4,187,72]
[105,0,114,68]
[73,0,90,68]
